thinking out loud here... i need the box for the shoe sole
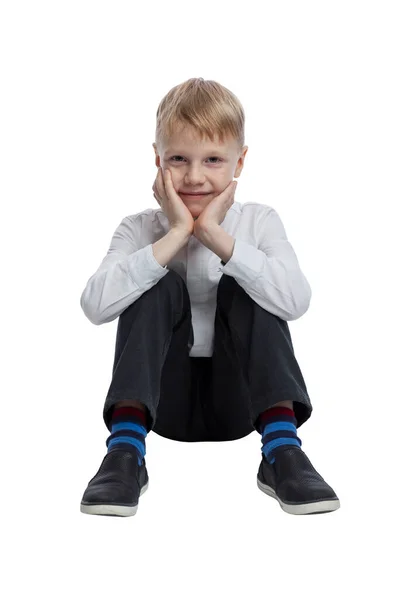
[80,480,149,517]
[257,478,340,515]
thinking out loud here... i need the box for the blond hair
[155,77,245,153]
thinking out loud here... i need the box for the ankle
[107,403,148,464]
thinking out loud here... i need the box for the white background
[1,1,399,598]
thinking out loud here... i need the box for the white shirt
[80,201,312,357]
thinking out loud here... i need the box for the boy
[80,77,340,517]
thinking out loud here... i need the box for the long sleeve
[219,207,312,321]
[80,216,167,325]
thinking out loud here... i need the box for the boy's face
[153,125,248,218]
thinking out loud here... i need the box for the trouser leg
[103,270,194,434]
[211,275,313,434]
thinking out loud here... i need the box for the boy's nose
[184,168,206,184]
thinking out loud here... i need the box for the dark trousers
[103,270,313,442]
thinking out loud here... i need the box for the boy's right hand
[153,167,194,236]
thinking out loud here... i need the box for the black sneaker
[257,446,340,515]
[80,448,149,517]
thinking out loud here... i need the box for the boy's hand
[193,180,238,240]
[153,168,195,236]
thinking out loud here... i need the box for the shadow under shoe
[80,448,149,517]
[257,446,340,515]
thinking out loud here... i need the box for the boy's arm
[198,207,312,321]
[152,228,191,267]
[194,225,235,264]
[80,216,172,326]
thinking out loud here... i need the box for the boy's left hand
[193,180,238,239]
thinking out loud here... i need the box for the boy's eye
[170,156,222,164]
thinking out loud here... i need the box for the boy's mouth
[181,193,209,197]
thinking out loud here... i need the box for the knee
[163,269,185,284]
[218,273,236,290]
[159,268,191,312]
[160,269,188,294]
[217,273,241,300]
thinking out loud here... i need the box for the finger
[153,191,162,206]
[221,180,237,198]
[157,168,166,196]
[154,171,162,198]
[162,168,170,187]
[160,167,168,188]
[223,180,235,192]
[163,169,174,195]
[153,170,159,192]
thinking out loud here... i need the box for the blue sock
[256,407,302,464]
[106,406,148,466]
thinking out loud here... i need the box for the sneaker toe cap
[82,482,138,505]
[279,478,338,503]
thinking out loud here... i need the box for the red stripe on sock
[259,406,295,423]
[112,406,147,426]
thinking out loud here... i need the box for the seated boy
[80,77,340,517]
